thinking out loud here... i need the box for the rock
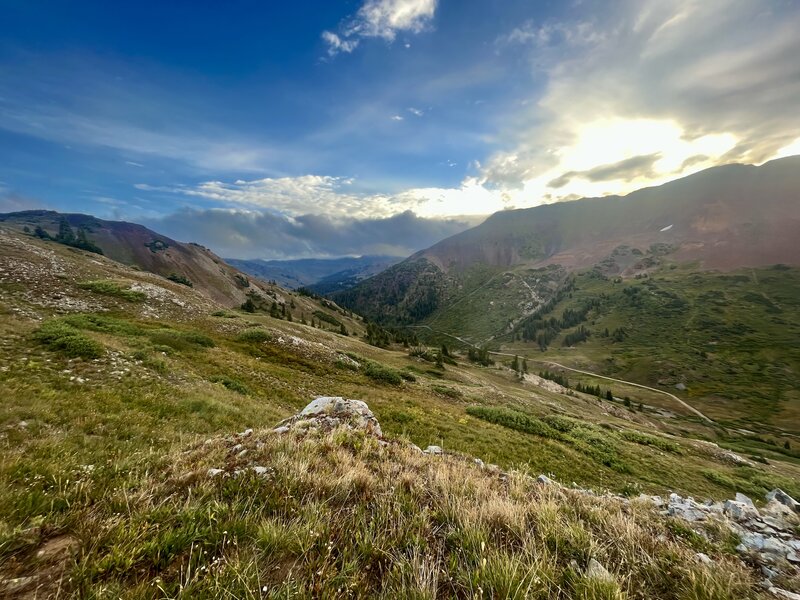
[735,492,755,507]
[762,500,800,524]
[0,575,39,595]
[695,552,713,565]
[761,565,779,579]
[675,383,686,391]
[537,474,555,485]
[276,397,383,437]
[207,468,225,478]
[668,495,708,522]
[238,428,253,438]
[585,558,614,582]
[474,458,485,468]
[724,499,759,521]
[251,466,270,476]
[788,550,800,564]
[273,426,290,434]
[766,489,800,513]
[424,445,443,455]
[769,587,800,600]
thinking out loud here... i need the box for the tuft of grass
[363,361,404,386]
[32,319,105,359]
[619,430,684,454]
[209,375,250,396]
[235,328,272,344]
[78,280,146,302]
[148,329,215,352]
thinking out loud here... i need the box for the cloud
[323,0,437,56]
[144,208,478,259]
[483,0,800,201]
[136,173,511,220]
[390,115,404,121]
[548,153,662,189]
[407,107,424,116]
[321,31,359,57]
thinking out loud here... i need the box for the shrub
[619,430,683,454]
[78,280,146,302]
[32,320,104,359]
[363,362,403,385]
[210,376,250,395]
[235,329,272,344]
[166,273,193,287]
[432,385,462,398]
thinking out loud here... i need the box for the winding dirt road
[406,324,714,424]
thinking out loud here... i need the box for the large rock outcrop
[273,397,383,438]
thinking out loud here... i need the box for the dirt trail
[406,324,715,424]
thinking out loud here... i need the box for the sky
[1,0,799,259]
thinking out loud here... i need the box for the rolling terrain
[332,157,800,438]
[2,219,799,596]
[0,210,265,306]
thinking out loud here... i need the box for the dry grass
[10,426,758,598]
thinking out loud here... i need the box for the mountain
[1,221,799,597]
[333,156,800,331]
[227,255,402,291]
[0,210,263,306]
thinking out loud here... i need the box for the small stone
[761,565,779,579]
[474,458,485,468]
[585,558,614,582]
[273,426,290,434]
[251,466,270,476]
[239,428,253,438]
[207,468,225,478]
[537,474,555,485]
[424,445,443,455]
[695,552,713,565]
[236,449,248,459]
[788,550,800,564]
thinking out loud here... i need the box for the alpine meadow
[1,1,800,598]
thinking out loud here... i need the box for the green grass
[78,279,146,302]
[32,319,105,358]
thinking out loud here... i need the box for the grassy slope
[499,264,800,437]
[1,229,799,597]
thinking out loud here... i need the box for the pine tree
[241,298,256,313]
[522,358,528,373]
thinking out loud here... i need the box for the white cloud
[390,115,404,121]
[136,173,511,220]
[321,31,359,57]
[484,0,800,203]
[323,0,437,56]
[407,107,424,116]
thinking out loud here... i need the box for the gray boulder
[275,397,383,437]
[766,489,799,513]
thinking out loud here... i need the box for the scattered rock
[207,468,225,478]
[537,474,555,485]
[585,558,614,582]
[735,492,755,507]
[424,445,443,455]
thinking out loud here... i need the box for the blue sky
[1,0,799,258]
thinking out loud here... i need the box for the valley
[2,220,800,596]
